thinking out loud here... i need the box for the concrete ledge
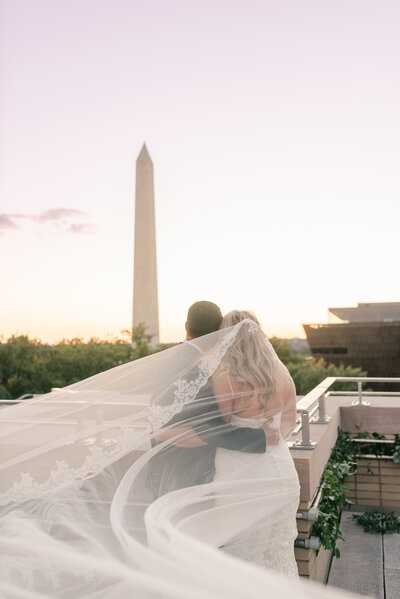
[341,403,400,434]
[290,397,342,503]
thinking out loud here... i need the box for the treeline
[0,325,159,399]
[0,327,364,399]
[270,338,365,394]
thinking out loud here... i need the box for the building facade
[303,302,400,378]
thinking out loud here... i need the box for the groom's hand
[154,426,208,448]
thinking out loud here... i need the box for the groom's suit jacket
[146,346,266,498]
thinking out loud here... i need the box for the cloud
[68,222,93,234]
[0,209,92,235]
[34,208,88,223]
[0,214,20,234]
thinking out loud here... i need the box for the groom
[147,301,266,498]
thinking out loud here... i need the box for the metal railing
[2,378,400,450]
[292,377,400,450]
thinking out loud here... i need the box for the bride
[0,317,363,599]
[211,310,300,577]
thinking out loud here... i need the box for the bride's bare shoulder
[213,371,233,394]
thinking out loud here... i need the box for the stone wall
[345,458,400,509]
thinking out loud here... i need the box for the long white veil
[0,320,362,598]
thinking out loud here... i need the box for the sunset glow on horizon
[1,1,399,344]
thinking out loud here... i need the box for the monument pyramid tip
[137,143,152,162]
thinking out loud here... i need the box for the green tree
[0,335,50,398]
[270,337,365,395]
[121,323,154,360]
[0,328,366,399]
[0,325,157,399]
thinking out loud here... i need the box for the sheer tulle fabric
[0,321,361,598]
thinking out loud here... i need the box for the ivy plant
[392,434,400,463]
[353,511,400,534]
[313,428,357,558]
[313,427,400,558]
[353,426,400,460]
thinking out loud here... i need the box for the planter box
[295,546,332,581]
[345,458,400,509]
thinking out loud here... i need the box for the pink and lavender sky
[1,0,399,343]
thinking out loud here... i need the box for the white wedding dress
[214,413,300,578]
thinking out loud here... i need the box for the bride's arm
[261,375,297,444]
[213,373,234,422]
[280,376,297,438]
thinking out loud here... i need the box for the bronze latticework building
[303,302,400,378]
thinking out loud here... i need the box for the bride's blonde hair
[220,310,276,408]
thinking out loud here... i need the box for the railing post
[351,381,371,407]
[295,412,316,449]
[315,393,330,424]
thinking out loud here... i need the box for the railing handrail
[293,376,400,450]
[0,399,149,406]
[2,377,400,451]
[296,378,337,412]
[296,376,400,413]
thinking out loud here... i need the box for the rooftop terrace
[289,375,400,594]
[328,511,400,599]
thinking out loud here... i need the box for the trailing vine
[312,428,399,557]
[353,427,400,461]
[313,428,357,558]
[393,435,400,463]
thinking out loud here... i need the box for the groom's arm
[194,415,266,453]
[157,403,266,452]
[163,382,267,452]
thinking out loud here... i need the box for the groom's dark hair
[187,301,223,338]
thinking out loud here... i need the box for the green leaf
[353,511,400,534]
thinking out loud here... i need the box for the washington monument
[132,144,159,346]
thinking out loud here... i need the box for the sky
[1,0,399,343]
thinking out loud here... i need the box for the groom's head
[185,301,223,340]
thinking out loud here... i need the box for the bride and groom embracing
[147,301,301,578]
[0,300,305,598]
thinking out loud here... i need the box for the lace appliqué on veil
[0,426,148,507]
[0,554,96,590]
[149,324,240,430]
